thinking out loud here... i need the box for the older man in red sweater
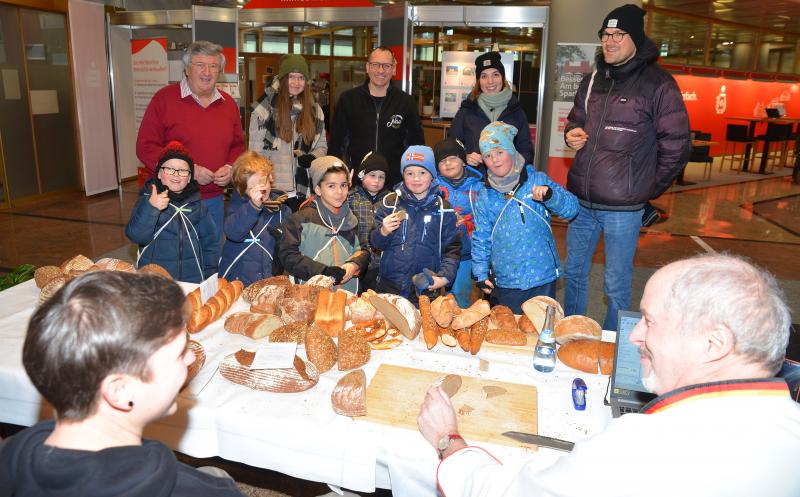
[136,40,243,239]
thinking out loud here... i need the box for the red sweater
[136,83,244,199]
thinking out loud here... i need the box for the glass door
[0,4,79,205]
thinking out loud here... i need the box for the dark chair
[755,123,793,170]
[721,124,756,173]
[688,132,714,180]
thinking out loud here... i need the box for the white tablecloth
[0,279,613,495]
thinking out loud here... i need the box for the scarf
[487,152,526,194]
[477,87,512,122]
[153,178,200,205]
[314,198,357,233]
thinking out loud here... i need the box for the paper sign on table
[251,342,297,370]
[199,273,219,304]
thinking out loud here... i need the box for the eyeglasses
[599,31,629,43]
[191,62,221,72]
[161,166,191,177]
[368,62,395,71]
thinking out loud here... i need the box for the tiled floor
[1,163,799,496]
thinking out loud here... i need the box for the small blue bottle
[533,305,557,373]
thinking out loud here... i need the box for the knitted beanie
[358,151,389,180]
[400,145,437,179]
[474,52,505,79]
[156,141,194,178]
[433,137,467,168]
[310,155,347,187]
[278,54,309,80]
[479,121,518,157]
[600,4,646,49]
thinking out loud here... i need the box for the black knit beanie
[357,151,389,180]
[156,141,194,179]
[600,4,646,49]
[433,137,467,168]
[474,52,505,79]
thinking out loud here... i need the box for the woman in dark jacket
[448,52,533,169]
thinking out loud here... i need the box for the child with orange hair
[219,151,291,285]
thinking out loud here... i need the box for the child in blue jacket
[371,145,461,304]
[434,137,484,308]
[219,151,291,286]
[472,121,579,313]
[126,141,218,283]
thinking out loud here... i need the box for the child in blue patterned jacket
[472,121,579,313]
[434,137,484,308]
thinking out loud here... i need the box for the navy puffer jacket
[370,183,461,299]
[448,95,534,166]
[126,179,218,283]
[565,38,691,209]
[219,190,291,286]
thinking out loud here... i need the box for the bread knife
[502,431,575,452]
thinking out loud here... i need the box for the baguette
[430,294,457,328]
[486,329,528,346]
[187,306,210,333]
[455,328,470,352]
[186,289,202,313]
[419,295,439,350]
[469,317,489,355]
[451,300,491,330]
[557,339,615,375]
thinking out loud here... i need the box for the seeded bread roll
[34,266,64,289]
[60,254,93,273]
[269,322,309,343]
[338,326,371,371]
[305,325,337,374]
[39,276,66,305]
[469,317,489,355]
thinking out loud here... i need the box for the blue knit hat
[479,121,518,157]
[400,145,437,180]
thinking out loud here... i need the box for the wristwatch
[437,433,464,460]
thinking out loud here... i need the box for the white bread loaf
[521,296,564,333]
[554,315,602,344]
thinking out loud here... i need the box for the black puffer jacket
[565,39,691,209]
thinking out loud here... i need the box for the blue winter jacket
[472,165,578,290]
[438,166,484,261]
[448,96,534,166]
[126,179,219,283]
[370,183,461,299]
[219,190,291,286]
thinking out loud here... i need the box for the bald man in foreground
[419,253,800,497]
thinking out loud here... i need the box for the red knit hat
[156,141,194,178]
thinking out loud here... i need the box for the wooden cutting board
[358,364,538,449]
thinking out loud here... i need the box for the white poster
[131,38,168,133]
[548,43,599,159]
[439,51,514,119]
